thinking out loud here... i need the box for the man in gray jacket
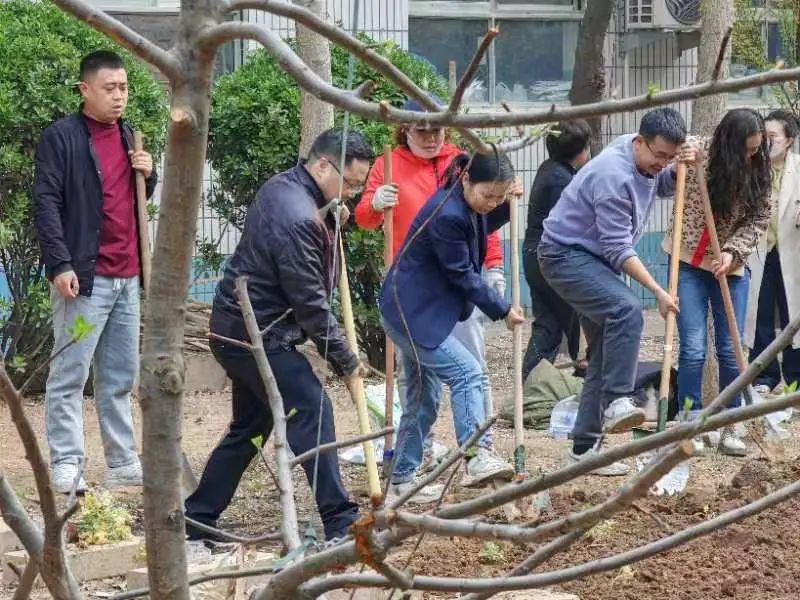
[538,107,698,475]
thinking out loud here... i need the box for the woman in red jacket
[355,97,507,492]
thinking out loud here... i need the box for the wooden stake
[382,145,395,478]
[134,132,152,296]
[510,191,524,474]
[658,162,687,431]
[338,241,382,505]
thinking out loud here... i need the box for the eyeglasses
[327,158,365,194]
[642,138,676,162]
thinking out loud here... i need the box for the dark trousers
[522,245,581,380]
[749,248,800,389]
[185,340,359,541]
[538,244,644,450]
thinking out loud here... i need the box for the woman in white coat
[746,110,800,394]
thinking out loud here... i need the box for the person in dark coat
[184,129,373,543]
[379,150,525,504]
[522,120,592,380]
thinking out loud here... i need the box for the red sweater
[86,117,139,278]
[355,144,503,268]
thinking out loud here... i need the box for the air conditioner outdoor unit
[627,0,702,30]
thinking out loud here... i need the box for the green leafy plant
[207,35,449,367]
[479,541,506,564]
[0,0,167,386]
[74,488,133,547]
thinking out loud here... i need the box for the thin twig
[19,339,77,395]
[184,516,281,544]
[255,445,280,489]
[448,27,499,112]
[259,308,293,337]
[209,332,253,351]
[290,428,393,467]
[631,501,672,533]
[712,27,733,80]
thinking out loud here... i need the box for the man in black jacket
[185,129,373,543]
[33,50,156,493]
[522,120,591,380]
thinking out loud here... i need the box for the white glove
[371,184,399,211]
[485,266,506,298]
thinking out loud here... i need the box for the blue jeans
[395,308,492,457]
[677,262,749,412]
[538,244,644,449]
[45,276,140,468]
[385,320,490,484]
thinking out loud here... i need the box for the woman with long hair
[355,97,506,472]
[663,108,771,456]
[380,150,524,504]
[745,110,800,396]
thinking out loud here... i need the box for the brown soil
[3,317,800,599]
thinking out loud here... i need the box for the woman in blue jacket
[380,150,525,504]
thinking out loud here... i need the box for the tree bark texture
[692,0,734,403]
[294,0,334,157]
[569,0,615,154]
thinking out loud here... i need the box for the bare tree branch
[183,516,281,544]
[437,315,800,520]
[306,475,800,596]
[448,28,498,113]
[48,0,181,79]
[289,428,393,468]
[208,332,253,351]
[12,560,40,600]
[712,27,734,80]
[223,0,489,151]
[235,277,301,551]
[0,368,83,600]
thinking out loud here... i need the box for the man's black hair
[309,128,374,165]
[79,50,125,81]
[638,107,687,144]
[546,119,592,163]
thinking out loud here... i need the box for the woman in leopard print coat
[662,108,771,456]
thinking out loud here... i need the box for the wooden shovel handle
[133,131,151,295]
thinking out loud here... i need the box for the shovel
[382,145,396,480]
[633,162,690,495]
[696,172,779,457]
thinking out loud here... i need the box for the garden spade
[382,145,396,481]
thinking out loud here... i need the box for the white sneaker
[691,436,711,456]
[106,459,143,488]
[718,426,747,457]
[386,478,445,506]
[461,448,515,488]
[52,463,87,494]
[603,397,646,433]
[753,384,772,397]
[568,448,630,477]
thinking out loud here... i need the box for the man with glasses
[537,108,698,476]
[185,129,373,545]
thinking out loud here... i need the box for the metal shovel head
[632,425,690,495]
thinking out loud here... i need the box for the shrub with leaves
[0,0,167,385]
[208,36,449,367]
[75,489,133,547]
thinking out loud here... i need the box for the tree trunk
[692,0,734,135]
[294,0,334,157]
[138,10,217,600]
[692,0,734,404]
[569,0,615,154]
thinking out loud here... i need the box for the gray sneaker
[719,426,747,457]
[568,448,630,477]
[603,397,646,433]
[461,448,514,488]
[106,460,143,488]
[52,463,87,494]
[386,478,445,506]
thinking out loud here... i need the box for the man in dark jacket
[521,120,591,380]
[185,129,373,543]
[33,50,157,493]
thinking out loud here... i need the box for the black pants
[185,340,359,541]
[749,248,800,390]
[521,245,582,381]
